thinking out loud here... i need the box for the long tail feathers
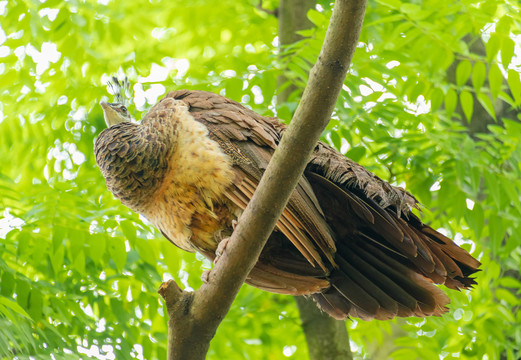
[313,241,452,320]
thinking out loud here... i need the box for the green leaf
[52,226,66,252]
[507,69,521,106]
[399,3,431,20]
[444,88,457,117]
[456,60,472,87]
[409,81,425,103]
[340,128,353,145]
[472,61,486,94]
[495,288,520,306]
[488,214,505,254]
[120,220,137,245]
[73,249,86,275]
[28,289,43,322]
[499,277,521,289]
[346,146,366,162]
[477,93,496,121]
[108,237,127,271]
[135,238,156,265]
[484,171,502,208]
[50,246,65,276]
[430,87,444,111]
[486,34,501,62]
[496,15,513,35]
[89,233,107,265]
[15,279,30,309]
[375,0,401,9]
[306,9,325,26]
[330,130,342,150]
[465,203,484,239]
[488,63,502,100]
[0,272,15,297]
[459,90,473,122]
[501,38,515,67]
[0,297,32,320]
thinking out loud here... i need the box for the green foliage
[0,0,520,359]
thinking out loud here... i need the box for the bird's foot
[231,219,238,230]
[214,237,230,264]
[201,270,211,283]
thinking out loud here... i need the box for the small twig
[158,280,184,313]
[256,1,278,17]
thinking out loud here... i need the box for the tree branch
[158,1,368,358]
[276,1,353,358]
[256,1,278,17]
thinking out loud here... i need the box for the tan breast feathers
[144,102,236,252]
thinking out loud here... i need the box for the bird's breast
[141,105,237,252]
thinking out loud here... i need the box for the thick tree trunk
[277,0,316,102]
[295,297,352,360]
[277,1,353,359]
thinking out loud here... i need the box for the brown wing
[164,90,336,267]
[164,90,480,320]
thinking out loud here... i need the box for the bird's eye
[120,106,128,113]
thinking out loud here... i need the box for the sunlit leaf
[488,63,503,101]
[478,93,496,121]
[456,60,472,87]
[346,146,366,162]
[507,69,521,106]
[460,90,473,122]
[486,34,501,62]
[501,38,515,67]
[0,297,32,320]
[444,88,457,117]
[472,61,486,94]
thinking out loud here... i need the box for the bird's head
[95,120,171,213]
[100,101,134,126]
[95,97,180,213]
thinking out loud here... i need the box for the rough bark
[295,297,353,360]
[158,1,368,358]
[277,1,353,359]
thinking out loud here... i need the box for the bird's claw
[214,237,230,264]
[201,270,211,283]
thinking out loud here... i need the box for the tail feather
[338,243,419,310]
[422,225,481,270]
[358,243,449,314]
[312,290,351,319]
[314,239,450,319]
[335,255,399,315]
[331,272,381,315]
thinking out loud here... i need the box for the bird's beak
[100,101,124,127]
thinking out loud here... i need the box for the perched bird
[95,89,480,320]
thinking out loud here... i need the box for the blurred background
[0,0,520,358]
